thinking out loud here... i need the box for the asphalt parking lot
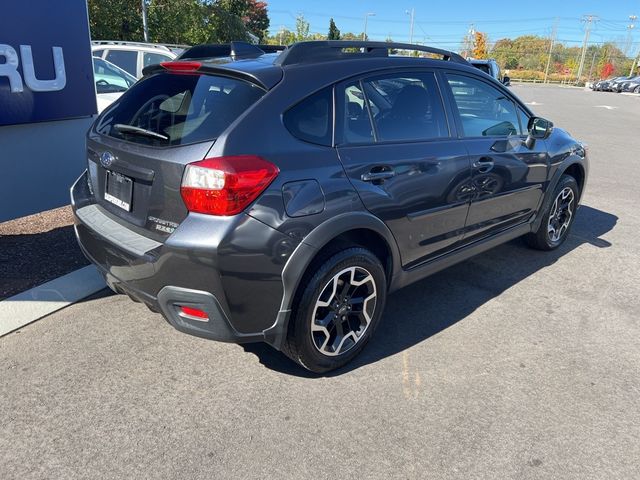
[2,84,639,479]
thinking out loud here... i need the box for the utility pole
[141,0,149,42]
[630,54,639,76]
[544,18,558,84]
[363,12,375,41]
[278,25,285,45]
[576,15,599,83]
[624,16,637,56]
[587,49,598,83]
[405,8,415,44]
[462,24,475,58]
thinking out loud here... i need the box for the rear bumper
[71,170,296,345]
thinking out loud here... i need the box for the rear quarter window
[96,73,265,146]
[283,87,333,146]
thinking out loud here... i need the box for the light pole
[141,0,149,42]
[363,13,375,41]
[405,8,415,44]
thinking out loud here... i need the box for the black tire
[283,247,387,373]
[525,174,579,251]
[635,86,640,94]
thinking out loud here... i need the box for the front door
[444,73,549,242]
[336,71,471,268]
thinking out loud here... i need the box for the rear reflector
[179,305,209,320]
[160,61,202,72]
[180,155,279,216]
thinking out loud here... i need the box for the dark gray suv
[71,41,588,372]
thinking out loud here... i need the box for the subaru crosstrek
[71,41,588,373]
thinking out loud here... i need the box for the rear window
[96,73,265,146]
[472,63,491,75]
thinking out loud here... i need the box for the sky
[265,0,640,53]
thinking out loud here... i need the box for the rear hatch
[88,68,266,239]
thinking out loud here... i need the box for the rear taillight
[180,155,279,216]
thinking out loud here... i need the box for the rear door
[88,70,266,239]
[443,72,549,242]
[336,70,472,268]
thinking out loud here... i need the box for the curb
[0,265,106,337]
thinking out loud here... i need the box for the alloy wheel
[311,266,377,356]
[547,186,575,243]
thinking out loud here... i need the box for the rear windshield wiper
[114,124,169,141]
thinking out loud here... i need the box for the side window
[144,52,173,68]
[93,49,104,58]
[363,72,449,142]
[283,87,333,146]
[339,81,374,144]
[105,50,138,77]
[447,74,521,137]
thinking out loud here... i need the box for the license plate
[104,170,133,211]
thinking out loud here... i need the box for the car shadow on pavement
[242,205,618,377]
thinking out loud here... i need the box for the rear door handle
[361,169,396,182]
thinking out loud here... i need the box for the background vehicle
[609,76,631,92]
[468,58,510,85]
[620,76,640,93]
[594,76,625,91]
[91,41,177,78]
[72,41,588,373]
[93,57,137,113]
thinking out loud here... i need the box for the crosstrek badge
[148,216,178,234]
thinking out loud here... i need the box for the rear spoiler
[141,60,282,90]
[178,42,286,61]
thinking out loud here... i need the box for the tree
[217,0,269,41]
[148,0,209,44]
[328,18,340,40]
[88,0,272,44]
[295,14,310,42]
[601,62,615,78]
[385,36,398,54]
[88,0,143,40]
[472,31,488,59]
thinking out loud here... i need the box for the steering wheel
[96,79,110,87]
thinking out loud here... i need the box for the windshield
[95,72,265,146]
[94,58,137,94]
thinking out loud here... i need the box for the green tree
[328,18,340,40]
[295,14,310,41]
[88,0,143,40]
[216,0,269,41]
[148,0,209,44]
[385,36,398,54]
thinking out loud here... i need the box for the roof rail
[91,40,171,52]
[275,41,467,67]
[178,42,286,60]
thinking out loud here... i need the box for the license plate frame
[104,170,133,212]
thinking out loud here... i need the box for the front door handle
[472,157,494,173]
[361,168,396,182]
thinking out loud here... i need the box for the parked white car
[91,41,177,79]
[93,57,137,113]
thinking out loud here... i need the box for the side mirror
[502,76,511,86]
[525,117,553,149]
